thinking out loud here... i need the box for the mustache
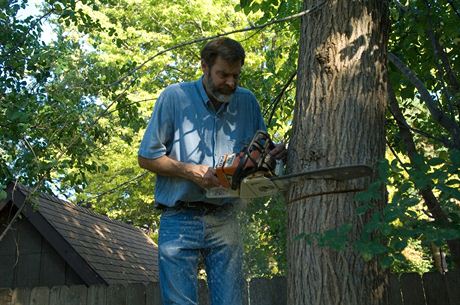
[218,86,236,94]
[217,88,235,95]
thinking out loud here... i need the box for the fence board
[423,272,449,305]
[445,271,460,305]
[68,285,87,305]
[87,285,106,305]
[49,286,69,305]
[400,272,426,305]
[0,288,12,305]
[106,284,126,305]
[12,287,31,305]
[249,277,287,305]
[126,283,146,305]
[3,272,460,305]
[30,287,50,305]
[145,282,161,305]
[387,274,403,305]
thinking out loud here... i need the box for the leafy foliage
[1,0,143,196]
[238,0,460,272]
[1,0,299,276]
[2,0,460,277]
[301,156,460,271]
[241,195,287,278]
[385,0,460,269]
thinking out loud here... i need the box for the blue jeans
[158,204,243,305]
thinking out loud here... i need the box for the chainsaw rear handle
[231,131,275,189]
[214,130,278,190]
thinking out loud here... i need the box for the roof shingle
[10,184,158,285]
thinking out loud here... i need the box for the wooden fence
[388,271,460,305]
[0,272,459,305]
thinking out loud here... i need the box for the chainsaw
[206,130,373,199]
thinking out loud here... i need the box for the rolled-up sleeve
[138,89,174,159]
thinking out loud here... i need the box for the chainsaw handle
[216,130,282,190]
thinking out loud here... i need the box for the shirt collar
[195,76,234,112]
[196,76,209,106]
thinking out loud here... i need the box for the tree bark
[287,1,389,304]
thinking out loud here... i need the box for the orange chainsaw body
[215,150,261,188]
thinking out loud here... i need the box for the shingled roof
[3,183,158,285]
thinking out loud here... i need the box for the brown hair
[200,37,245,67]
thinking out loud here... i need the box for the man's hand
[269,142,287,161]
[138,155,221,189]
[188,164,221,189]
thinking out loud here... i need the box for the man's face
[202,56,242,104]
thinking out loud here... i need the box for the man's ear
[201,59,209,74]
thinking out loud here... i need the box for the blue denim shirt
[138,77,266,207]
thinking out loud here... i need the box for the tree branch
[387,101,454,148]
[0,181,36,242]
[2,0,84,59]
[446,0,460,19]
[1,1,328,232]
[385,138,410,174]
[388,85,460,267]
[388,52,460,148]
[266,71,297,127]
[76,171,149,207]
[426,27,460,93]
[393,0,409,12]
[109,1,327,88]
[422,0,460,116]
[388,85,448,222]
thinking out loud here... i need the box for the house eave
[7,183,108,287]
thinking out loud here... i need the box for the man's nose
[225,76,237,89]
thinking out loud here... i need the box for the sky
[17,0,56,44]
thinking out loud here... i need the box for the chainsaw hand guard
[215,130,277,189]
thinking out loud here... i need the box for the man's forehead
[212,56,242,73]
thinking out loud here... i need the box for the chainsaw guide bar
[206,164,373,199]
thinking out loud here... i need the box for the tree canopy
[1,0,460,276]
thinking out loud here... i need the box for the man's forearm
[138,155,194,180]
[138,155,220,188]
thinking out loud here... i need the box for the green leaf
[0,190,7,201]
[54,3,64,14]
[427,157,444,166]
[391,239,408,251]
[446,179,460,186]
[356,203,372,215]
[400,86,414,99]
[383,207,401,222]
[451,149,460,166]
[240,0,252,8]
[380,255,394,269]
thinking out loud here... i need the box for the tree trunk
[286,1,389,304]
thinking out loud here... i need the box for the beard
[203,73,236,104]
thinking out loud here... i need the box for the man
[138,37,285,305]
